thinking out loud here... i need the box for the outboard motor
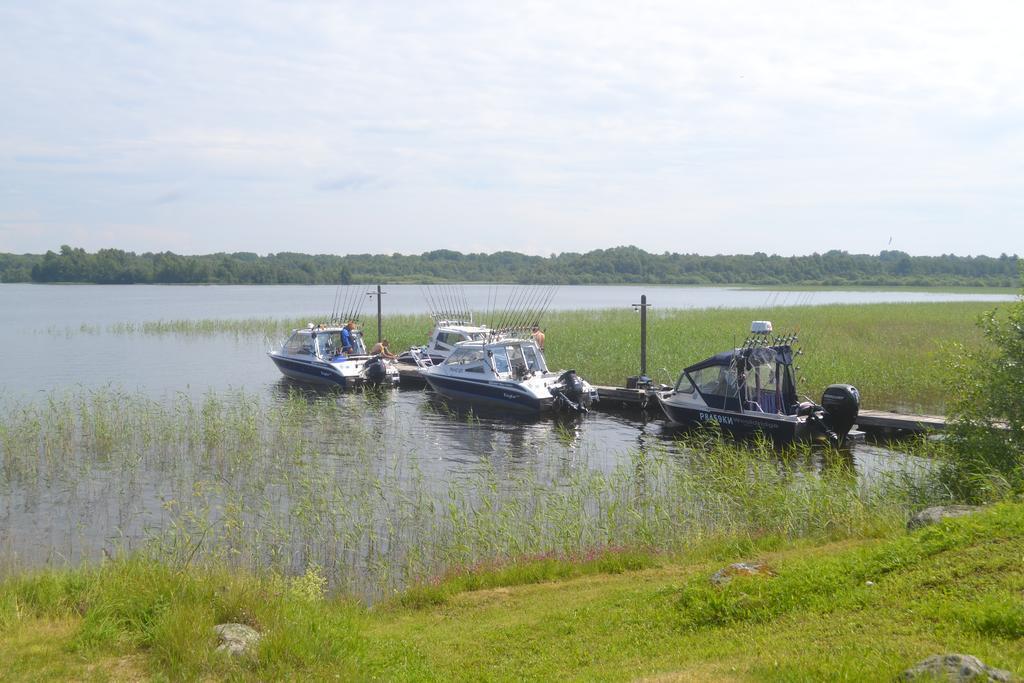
[552,370,594,413]
[819,384,860,444]
[363,356,388,385]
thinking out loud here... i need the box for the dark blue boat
[657,322,860,445]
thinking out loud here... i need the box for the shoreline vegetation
[40,301,1001,413]
[3,497,1022,679]
[3,296,1022,679]
[2,244,1020,287]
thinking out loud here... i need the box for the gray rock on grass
[214,623,261,657]
[710,562,772,586]
[898,653,1017,681]
[907,505,983,531]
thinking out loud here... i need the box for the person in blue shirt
[340,321,356,354]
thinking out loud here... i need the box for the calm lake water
[0,284,1010,594]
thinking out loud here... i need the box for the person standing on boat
[369,339,397,359]
[531,324,545,352]
[341,321,356,354]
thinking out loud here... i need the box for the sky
[1,1,1022,258]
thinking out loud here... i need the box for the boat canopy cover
[685,345,794,373]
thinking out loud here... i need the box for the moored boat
[656,321,860,445]
[396,319,492,367]
[269,324,399,388]
[422,336,597,415]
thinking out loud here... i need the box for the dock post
[632,294,651,377]
[376,284,383,342]
[367,284,386,342]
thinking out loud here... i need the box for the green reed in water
[0,388,948,602]
[60,301,994,411]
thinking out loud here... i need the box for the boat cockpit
[442,339,549,380]
[675,345,799,415]
[280,327,369,362]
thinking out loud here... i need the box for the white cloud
[0,0,1022,256]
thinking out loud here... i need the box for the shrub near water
[943,287,1024,501]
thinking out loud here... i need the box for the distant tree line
[0,244,1019,287]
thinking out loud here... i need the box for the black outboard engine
[552,370,593,413]
[819,384,860,444]
[363,356,388,385]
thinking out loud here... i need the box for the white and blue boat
[396,319,492,367]
[422,336,597,414]
[269,324,399,388]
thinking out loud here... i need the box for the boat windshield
[690,364,738,399]
[315,331,344,358]
[506,344,529,376]
[350,332,367,355]
[284,331,315,355]
[675,373,696,394]
[688,363,744,411]
[490,346,510,374]
[522,344,546,372]
[445,347,486,366]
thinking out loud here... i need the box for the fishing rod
[424,285,443,321]
[433,284,448,319]
[336,286,353,323]
[440,284,455,320]
[450,283,468,321]
[460,286,473,323]
[504,285,533,333]
[451,285,467,321]
[505,285,536,334]
[534,284,560,328]
[440,284,454,320]
[443,284,463,321]
[521,284,550,331]
[484,285,497,330]
[493,285,517,334]
[519,285,555,335]
[419,285,434,320]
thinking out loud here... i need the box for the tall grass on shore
[1,388,947,602]
[42,301,994,411]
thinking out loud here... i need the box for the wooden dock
[395,362,427,385]
[855,409,948,433]
[399,370,953,435]
[592,387,953,435]
[593,385,668,409]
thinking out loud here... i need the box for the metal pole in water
[632,294,652,377]
[640,294,647,376]
[367,284,386,342]
[376,284,383,342]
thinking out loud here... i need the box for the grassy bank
[2,503,1022,680]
